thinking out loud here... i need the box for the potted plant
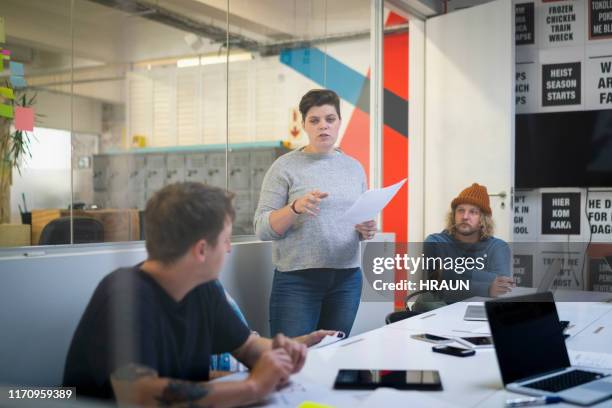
[0,84,36,223]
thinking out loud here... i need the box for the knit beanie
[451,183,491,215]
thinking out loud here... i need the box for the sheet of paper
[0,87,14,99]
[569,350,612,370]
[356,388,456,408]
[341,178,406,224]
[0,103,13,118]
[15,107,34,131]
[9,76,26,88]
[0,17,5,43]
[9,61,23,76]
[214,372,359,407]
[310,334,345,349]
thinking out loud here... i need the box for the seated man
[421,183,513,307]
[63,182,331,406]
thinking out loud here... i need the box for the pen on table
[505,396,562,407]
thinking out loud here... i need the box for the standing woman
[254,89,377,337]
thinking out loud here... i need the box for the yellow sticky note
[298,402,335,408]
[0,87,14,99]
[0,103,13,119]
[0,17,5,44]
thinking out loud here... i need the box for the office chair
[39,216,104,245]
[384,290,448,324]
[384,290,427,324]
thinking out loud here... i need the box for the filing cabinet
[185,154,207,183]
[92,144,288,235]
[166,154,186,184]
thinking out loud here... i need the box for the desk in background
[31,209,140,245]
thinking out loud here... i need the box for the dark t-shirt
[62,265,251,400]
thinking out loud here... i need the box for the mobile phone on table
[410,333,453,344]
[333,369,442,390]
[432,344,475,357]
[455,336,493,349]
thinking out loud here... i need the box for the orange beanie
[451,183,491,215]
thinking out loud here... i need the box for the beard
[455,223,479,236]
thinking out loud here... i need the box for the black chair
[384,290,433,324]
[39,216,104,245]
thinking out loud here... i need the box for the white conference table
[290,291,612,408]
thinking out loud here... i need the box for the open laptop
[485,292,612,406]
[463,259,562,321]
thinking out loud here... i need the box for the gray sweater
[254,148,367,272]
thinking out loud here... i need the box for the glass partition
[0,0,376,246]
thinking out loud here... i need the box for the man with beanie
[421,183,513,306]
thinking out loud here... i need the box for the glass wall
[0,0,374,246]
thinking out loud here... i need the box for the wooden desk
[0,224,31,246]
[31,209,140,245]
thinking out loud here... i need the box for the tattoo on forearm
[155,380,211,407]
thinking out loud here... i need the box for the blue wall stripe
[280,47,366,107]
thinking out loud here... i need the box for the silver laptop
[486,292,612,406]
[463,259,562,321]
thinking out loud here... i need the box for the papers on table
[356,388,456,408]
[310,334,345,349]
[569,350,612,370]
[341,178,407,224]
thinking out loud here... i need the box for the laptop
[463,259,562,321]
[485,292,612,406]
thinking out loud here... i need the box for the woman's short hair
[444,208,495,240]
[144,182,235,264]
[299,89,341,122]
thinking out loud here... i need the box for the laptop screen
[485,292,570,385]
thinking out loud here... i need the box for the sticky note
[15,107,34,131]
[1,50,11,56]
[0,87,14,99]
[10,76,26,88]
[0,104,13,119]
[0,58,3,71]
[9,61,23,76]
[0,17,5,43]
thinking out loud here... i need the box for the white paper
[264,378,359,407]
[341,179,407,224]
[213,372,360,407]
[356,388,455,408]
[569,350,612,370]
[310,334,345,349]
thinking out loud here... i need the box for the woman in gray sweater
[254,89,377,337]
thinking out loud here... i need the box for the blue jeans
[269,267,362,337]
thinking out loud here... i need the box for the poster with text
[585,191,612,242]
[517,2,536,45]
[542,61,582,106]
[513,190,540,240]
[540,0,585,48]
[586,55,612,109]
[589,0,612,40]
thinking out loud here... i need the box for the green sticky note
[0,17,5,44]
[0,87,14,99]
[0,57,3,71]
[0,103,13,119]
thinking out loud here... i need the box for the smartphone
[410,333,453,344]
[455,336,493,349]
[333,369,442,390]
[432,345,475,357]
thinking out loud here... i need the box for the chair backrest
[39,216,104,245]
